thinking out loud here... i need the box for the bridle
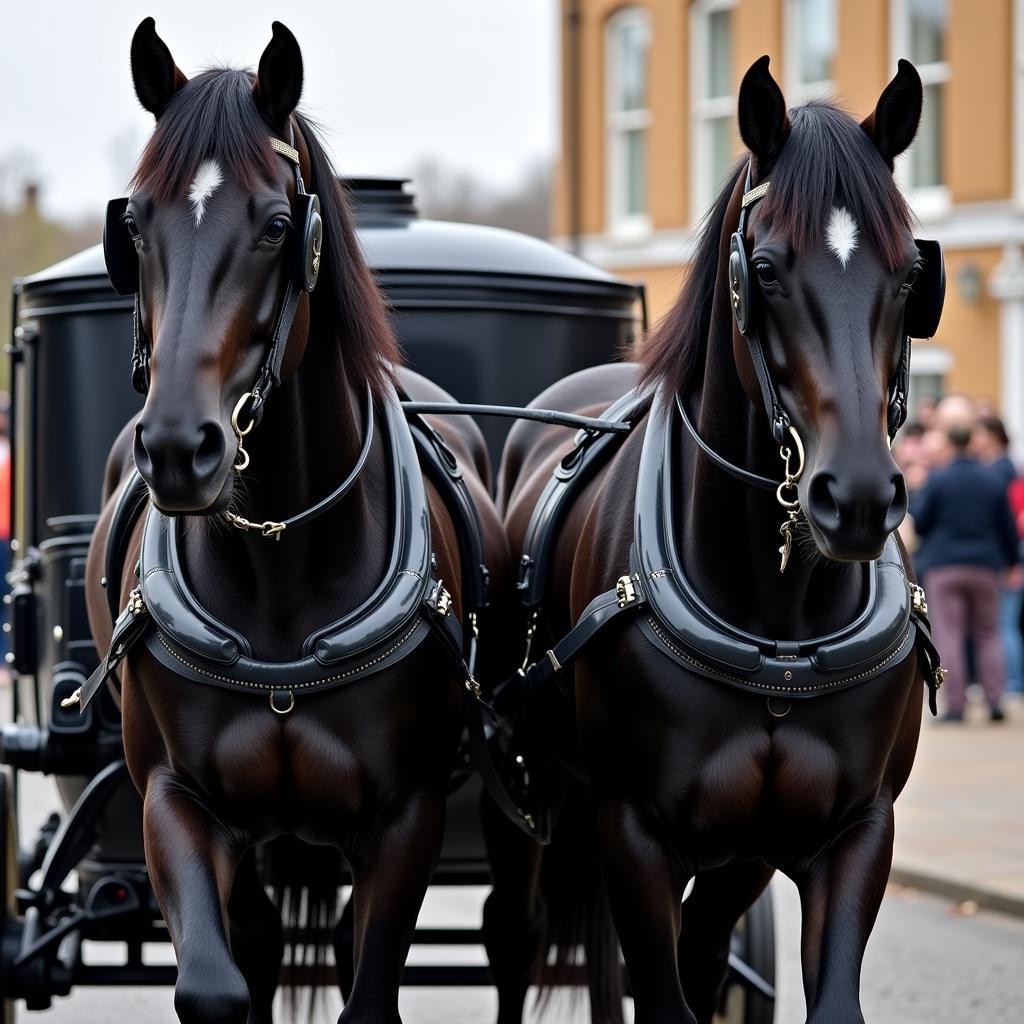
[104,125,376,542]
[677,161,944,571]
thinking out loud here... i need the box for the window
[892,0,950,204]
[606,8,651,237]
[785,0,837,102]
[908,345,952,420]
[691,0,736,219]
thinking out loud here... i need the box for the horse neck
[186,321,387,635]
[681,267,865,639]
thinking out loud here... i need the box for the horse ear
[130,17,187,119]
[254,22,304,130]
[737,56,790,166]
[861,59,923,168]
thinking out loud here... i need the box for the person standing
[972,415,1023,696]
[911,423,1021,721]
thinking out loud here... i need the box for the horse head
[105,19,317,514]
[731,56,943,562]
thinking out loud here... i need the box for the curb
[890,864,1024,919]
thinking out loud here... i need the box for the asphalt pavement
[6,767,1024,1024]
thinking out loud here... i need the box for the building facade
[553,0,1024,449]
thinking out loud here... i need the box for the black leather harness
[513,390,944,715]
[76,386,549,840]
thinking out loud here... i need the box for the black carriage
[0,178,776,1021]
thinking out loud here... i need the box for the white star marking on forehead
[187,160,223,226]
[825,207,859,269]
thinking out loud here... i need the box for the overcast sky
[1,1,559,221]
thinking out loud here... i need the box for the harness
[508,164,947,717]
[512,390,945,716]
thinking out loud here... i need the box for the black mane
[131,68,399,396]
[641,101,913,396]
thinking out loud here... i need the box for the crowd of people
[895,396,1024,722]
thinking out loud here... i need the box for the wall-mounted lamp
[955,261,983,305]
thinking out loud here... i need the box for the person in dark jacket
[911,423,1021,721]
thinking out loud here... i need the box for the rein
[224,382,376,540]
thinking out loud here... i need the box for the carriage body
[0,179,773,1020]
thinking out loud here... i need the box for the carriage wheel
[1,771,18,1024]
[716,886,776,1024]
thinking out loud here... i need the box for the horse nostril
[134,422,154,475]
[885,473,909,532]
[193,422,227,479]
[807,472,841,531]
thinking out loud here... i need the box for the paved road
[7,772,1024,1024]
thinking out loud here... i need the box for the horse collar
[631,391,920,700]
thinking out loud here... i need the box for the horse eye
[905,266,921,290]
[263,217,289,243]
[123,214,141,241]
[754,261,777,286]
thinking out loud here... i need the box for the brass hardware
[767,696,791,718]
[616,575,638,607]
[435,583,452,617]
[464,674,482,699]
[268,137,301,165]
[546,650,562,672]
[742,180,771,208]
[60,687,82,709]
[269,690,295,715]
[127,588,145,617]
[911,583,928,616]
[776,425,805,574]
[934,666,947,689]
[783,670,793,681]
[224,512,286,540]
[230,391,256,473]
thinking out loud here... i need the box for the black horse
[86,19,508,1024]
[486,57,942,1024]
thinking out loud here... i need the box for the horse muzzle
[134,417,233,514]
[804,465,908,562]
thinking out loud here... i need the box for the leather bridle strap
[675,393,778,492]
[225,381,375,539]
[735,167,793,447]
[245,278,303,425]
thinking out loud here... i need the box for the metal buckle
[616,574,637,608]
[434,582,452,618]
[911,583,928,616]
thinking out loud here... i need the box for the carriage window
[691,0,737,219]
[606,7,652,237]
[893,0,950,196]
[785,0,837,101]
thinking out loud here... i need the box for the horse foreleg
[480,790,547,1024]
[796,797,895,1024]
[142,770,249,1024]
[677,860,774,1024]
[340,788,446,1024]
[227,848,283,1024]
[597,797,692,1024]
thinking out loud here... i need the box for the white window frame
[1015,0,1024,209]
[690,0,736,222]
[605,6,652,240]
[784,0,837,103]
[890,0,952,219]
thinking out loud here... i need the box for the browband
[268,136,300,165]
